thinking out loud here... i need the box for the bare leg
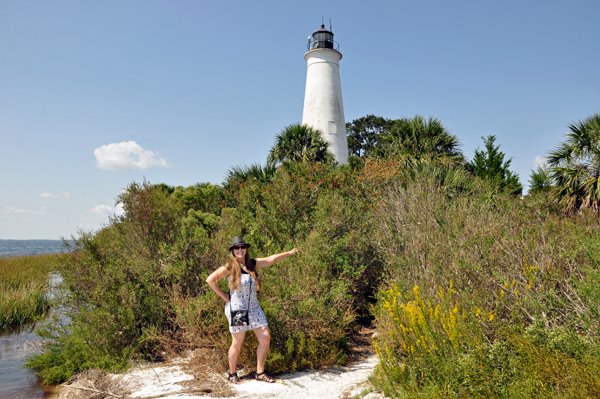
[254,326,271,374]
[229,331,246,378]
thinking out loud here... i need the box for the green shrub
[373,283,489,397]
[171,183,227,215]
[28,164,382,382]
[28,181,220,383]
[160,164,377,372]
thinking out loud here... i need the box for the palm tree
[548,113,600,211]
[224,160,278,186]
[378,116,464,165]
[268,124,333,164]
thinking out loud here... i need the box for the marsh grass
[0,254,62,329]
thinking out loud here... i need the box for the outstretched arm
[206,266,231,303]
[255,248,301,269]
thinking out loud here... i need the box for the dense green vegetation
[469,135,523,195]
[371,178,600,398]
[27,112,600,398]
[346,114,463,165]
[27,165,377,384]
[0,254,62,329]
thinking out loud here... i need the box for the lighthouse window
[313,31,334,49]
[328,121,337,135]
[315,32,327,42]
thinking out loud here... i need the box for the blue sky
[1,1,599,239]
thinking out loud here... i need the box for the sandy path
[224,354,381,399]
[122,353,381,399]
[57,329,384,399]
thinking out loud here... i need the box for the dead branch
[60,384,212,399]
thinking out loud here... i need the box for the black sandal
[228,373,243,384]
[255,372,275,383]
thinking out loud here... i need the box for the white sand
[227,355,381,399]
[125,363,196,397]
[121,353,383,399]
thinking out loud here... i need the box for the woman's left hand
[289,248,301,255]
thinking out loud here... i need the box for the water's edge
[0,272,63,399]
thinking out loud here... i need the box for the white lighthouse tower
[302,24,348,164]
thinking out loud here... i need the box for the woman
[206,236,300,384]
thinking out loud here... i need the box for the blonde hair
[225,250,262,292]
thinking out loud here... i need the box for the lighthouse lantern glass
[312,30,334,49]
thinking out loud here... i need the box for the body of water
[0,240,67,258]
[0,240,66,398]
[0,323,58,399]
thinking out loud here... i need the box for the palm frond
[548,113,600,212]
[224,160,278,186]
[380,115,464,164]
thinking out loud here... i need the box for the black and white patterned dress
[225,268,268,333]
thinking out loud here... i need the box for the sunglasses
[233,245,247,250]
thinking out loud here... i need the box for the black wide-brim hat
[229,236,250,251]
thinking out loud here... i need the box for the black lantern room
[311,24,334,49]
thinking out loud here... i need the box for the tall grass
[0,254,62,329]
[371,173,600,397]
[373,176,593,328]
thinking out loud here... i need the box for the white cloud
[533,155,547,169]
[1,206,46,215]
[89,205,114,216]
[115,202,125,217]
[88,204,125,218]
[41,192,71,199]
[94,141,171,171]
